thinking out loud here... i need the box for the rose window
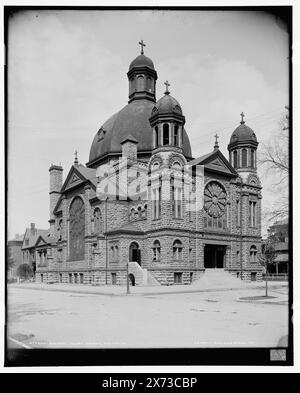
[204,182,227,218]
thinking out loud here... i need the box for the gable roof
[22,228,48,250]
[35,231,57,248]
[189,148,238,177]
[60,164,97,194]
[54,164,97,213]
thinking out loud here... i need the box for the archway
[129,242,141,265]
[128,273,135,286]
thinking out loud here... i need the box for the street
[7,284,289,349]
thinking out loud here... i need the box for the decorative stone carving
[204,181,227,218]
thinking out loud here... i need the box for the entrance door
[129,242,141,265]
[204,245,226,269]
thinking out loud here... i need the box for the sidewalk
[9,280,289,297]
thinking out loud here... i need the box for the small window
[250,245,257,263]
[153,240,161,261]
[174,272,183,284]
[163,123,169,146]
[233,150,238,168]
[154,126,159,148]
[111,273,117,285]
[250,149,255,168]
[242,148,248,167]
[173,240,183,260]
[174,124,179,146]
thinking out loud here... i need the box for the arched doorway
[129,242,141,265]
[128,273,135,286]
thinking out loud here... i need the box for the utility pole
[126,262,130,295]
[105,196,108,285]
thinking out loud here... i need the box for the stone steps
[192,268,248,289]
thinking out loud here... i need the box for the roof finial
[240,111,245,124]
[139,39,146,55]
[164,80,170,95]
[214,133,219,150]
[74,150,78,165]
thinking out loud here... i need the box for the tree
[17,263,33,280]
[258,240,277,297]
[7,247,15,273]
[259,106,289,221]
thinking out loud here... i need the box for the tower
[49,164,63,235]
[227,112,259,182]
[228,113,262,280]
[149,80,186,152]
[127,40,158,103]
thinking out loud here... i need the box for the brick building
[35,45,263,286]
[268,218,289,275]
[7,234,24,279]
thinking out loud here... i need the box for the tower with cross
[127,41,157,103]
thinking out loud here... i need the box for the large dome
[129,54,155,71]
[229,123,257,145]
[88,100,192,165]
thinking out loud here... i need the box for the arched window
[233,150,238,168]
[93,208,102,233]
[129,242,140,264]
[250,149,255,168]
[57,219,63,241]
[171,178,183,219]
[137,75,144,91]
[174,124,179,146]
[173,240,183,260]
[147,77,153,92]
[242,148,248,167]
[163,123,170,146]
[69,197,85,260]
[250,245,257,263]
[152,240,161,261]
[154,126,159,148]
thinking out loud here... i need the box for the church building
[35,42,263,286]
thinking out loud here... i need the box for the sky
[7,9,289,239]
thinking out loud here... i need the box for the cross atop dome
[240,111,245,124]
[164,80,170,95]
[138,39,146,55]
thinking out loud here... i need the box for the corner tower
[227,112,258,182]
[149,81,186,153]
[127,40,158,103]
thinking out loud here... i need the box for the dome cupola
[127,40,157,104]
[149,81,186,151]
[228,112,259,172]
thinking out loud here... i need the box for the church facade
[35,44,263,286]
